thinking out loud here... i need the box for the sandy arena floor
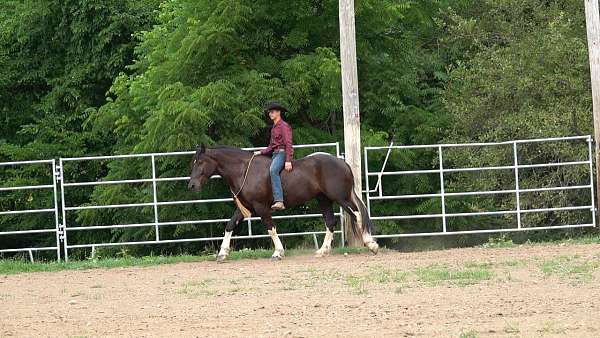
[2,243,600,337]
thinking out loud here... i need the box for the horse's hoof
[271,250,284,261]
[216,255,228,263]
[314,249,331,258]
[367,241,379,255]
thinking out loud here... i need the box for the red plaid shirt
[260,119,294,162]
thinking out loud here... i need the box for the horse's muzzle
[188,180,201,192]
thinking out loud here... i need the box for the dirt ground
[2,243,600,338]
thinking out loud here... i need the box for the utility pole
[339,0,363,246]
[585,0,600,215]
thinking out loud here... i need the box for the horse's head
[188,144,218,192]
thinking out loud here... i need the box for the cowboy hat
[263,101,288,113]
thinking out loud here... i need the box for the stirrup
[271,202,286,210]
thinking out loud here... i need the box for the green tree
[0,0,160,255]
[80,0,453,251]
[441,0,593,230]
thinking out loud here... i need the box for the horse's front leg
[261,213,284,261]
[217,208,244,263]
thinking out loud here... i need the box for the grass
[0,255,210,275]
[539,255,600,282]
[415,264,494,286]
[480,235,515,248]
[531,234,600,246]
[458,330,479,338]
[481,233,600,249]
[0,246,374,275]
[369,266,408,283]
[539,321,567,334]
[346,275,368,294]
[503,322,520,334]
[464,261,493,269]
[344,266,409,294]
[177,278,215,297]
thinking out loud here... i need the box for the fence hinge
[54,164,62,181]
[58,224,66,241]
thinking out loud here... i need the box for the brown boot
[271,201,286,210]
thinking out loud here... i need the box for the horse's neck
[209,150,249,193]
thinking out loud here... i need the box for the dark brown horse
[188,145,378,261]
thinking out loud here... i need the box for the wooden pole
[585,0,600,216]
[339,0,363,246]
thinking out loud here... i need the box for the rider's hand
[253,151,261,156]
[285,162,292,172]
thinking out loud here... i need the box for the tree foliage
[441,0,593,230]
[0,0,595,256]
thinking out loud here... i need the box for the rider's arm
[260,140,274,155]
[284,124,293,163]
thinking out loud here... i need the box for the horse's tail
[338,160,378,253]
[350,188,374,237]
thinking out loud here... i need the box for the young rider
[254,101,294,210]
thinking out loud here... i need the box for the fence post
[336,142,345,247]
[151,155,160,242]
[52,160,61,261]
[363,146,371,217]
[513,142,522,229]
[438,146,447,232]
[58,159,69,262]
[588,136,597,227]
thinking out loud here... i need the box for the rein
[232,153,256,197]
[230,153,256,217]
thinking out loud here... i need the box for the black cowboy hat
[263,101,288,113]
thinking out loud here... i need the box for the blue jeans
[270,151,286,202]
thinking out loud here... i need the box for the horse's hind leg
[338,196,378,254]
[315,195,336,258]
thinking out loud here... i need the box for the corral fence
[0,160,61,260]
[0,136,597,261]
[364,135,596,239]
[58,143,344,262]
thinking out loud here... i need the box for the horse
[188,145,379,262]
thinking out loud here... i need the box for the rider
[254,101,294,210]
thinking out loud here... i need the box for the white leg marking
[268,228,285,259]
[362,232,379,254]
[217,231,233,261]
[355,210,379,254]
[315,228,334,257]
[354,211,362,231]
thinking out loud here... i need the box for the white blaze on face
[218,231,233,256]
[268,228,284,255]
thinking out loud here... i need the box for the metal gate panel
[0,159,61,261]
[59,143,343,261]
[364,136,596,238]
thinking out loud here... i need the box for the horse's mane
[193,145,251,162]
[211,145,251,153]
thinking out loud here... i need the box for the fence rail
[1,136,597,262]
[58,143,344,261]
[0,159,60,261]
[364,135,596,239]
